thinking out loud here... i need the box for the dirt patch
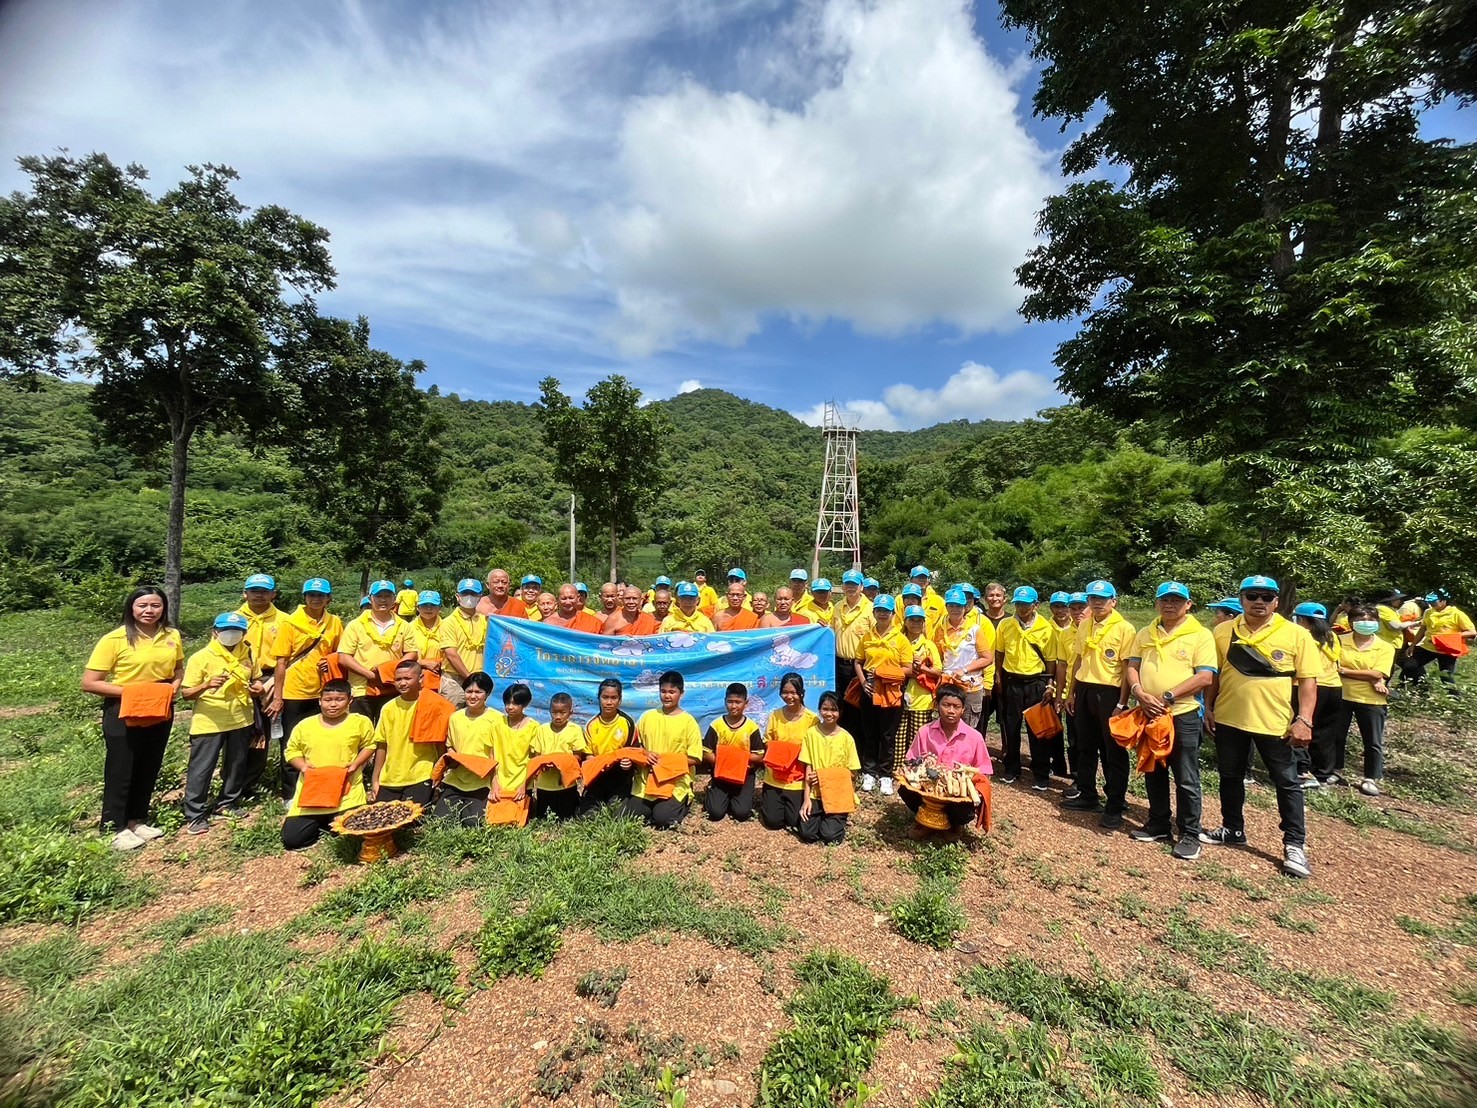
[0,703,54,720]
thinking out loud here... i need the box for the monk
[476,569,527,619]
[598,582,620,620]
[547,584,604,633]
[535,591,557,621]
[767,586,813,627]
[605,585,659,636]
[714,583,760,631]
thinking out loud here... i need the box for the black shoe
[1061,795,1102,812]
[998,773,1018,785]
[1062,786,1082,801]
[1031,778,1051,792]
[1129,827,1170,842]
[1197,826,1247,847]
[1099,810,1124,830]
[1172,837,1202,861]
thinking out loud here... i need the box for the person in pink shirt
[902,686,991,831]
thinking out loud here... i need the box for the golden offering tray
[330,800,424,862]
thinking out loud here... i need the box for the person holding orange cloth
[280,679,376,850]
[264,578,343,797]
[798,691,861,844]
[180,611,265,835]
[702,682,764,822]
[83,586,185,851]
[1410,589,1476,695]
[337,580,414,724]
[370,659,449,806]
[623,671,703,829]
[758,672,817,830]
[433,671,503,825]
[529,692,587,820]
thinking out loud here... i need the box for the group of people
[81,565,1472,878]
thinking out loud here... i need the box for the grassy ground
[2,602,1476,1107]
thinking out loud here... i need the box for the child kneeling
[623,671,702,829]
[703,682,763,822]
[281,680,376,849]
[798,691,860,845]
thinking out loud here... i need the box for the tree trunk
[609,524,617,584]
[165,425,191,619]
[359,566,371,598]
[1260,72,1296,276]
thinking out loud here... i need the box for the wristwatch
[1162,690,1176,705]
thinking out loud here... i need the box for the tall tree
[537,375,670,582]
[1003,0,1477,582]
[0,153,334,611]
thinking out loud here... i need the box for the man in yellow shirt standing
[994,587,1056,787]
[1123,582,1217,859]
[792,569,817,617]
[263,578,344,799]
[661,582,716,633]
[396,578,419,619]
[695,571,720,618]
[1411,588,1476,695]
[337,580,414,724]
[439,579,489,707]
[833,569,874,721]
[1202,575,1319,878]
[1065,580,1138,825]
[237,573,286,664]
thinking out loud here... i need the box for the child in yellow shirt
[433,671,503,826]
[798,691,861,844]
[623,671,703,829]
[578,678,638,817]
[280,679,376,849]
[702,682,763,822]
[531,692,588,820]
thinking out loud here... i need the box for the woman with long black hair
[1292,603,1344,788]
[82,586,185,850]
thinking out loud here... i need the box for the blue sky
[0,0,1470,429]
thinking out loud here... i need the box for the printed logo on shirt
[1175,647,1190,660]
[1271,650,1286,661]
[1105,649,1117,659]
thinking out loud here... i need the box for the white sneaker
[1360,778,1381,796]
[131,824,165,841]
[861,774,877,793]
[879,777,894,796]
[111,829,145,851]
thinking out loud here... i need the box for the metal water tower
[813,401,861,576]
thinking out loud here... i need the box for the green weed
[0,830,152,924]
[910,842,969,882]
[141,904,233,942]
[891,877,967,949]
[315,860,447,923]
[0,932,101,993]
[576,966,629,1009]
[925,1020,1084,1107]
[475,898,565,981]
[1081,1033,1161,1104]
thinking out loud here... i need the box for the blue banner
[481,617,837,726]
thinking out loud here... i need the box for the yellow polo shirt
[1213,615,1319,735]
[396,588,419,619]
[832,595,875,660]
[763,708,817,790]
[441,609,488,674]
[1074,610,1138,688]
[660,609,716,634]
[1424,605,1475,643]
[338,613,411,697]
[799,725,860,772]
[86,626,185,686]
[182,641,259,734]
[373,696,442,787]
[902,634,942,712]
[284,713,373,816]
[996,616,1054,677]
[1375,604,1406,649]
[406,617,448,669]
[235,603,285,668]
[531,721,588,791]
[444,707,504,793]
[633,709,703,802]
[271,608,344,700]
[1313,638,1343,689]
[586,711,636,755]
[1129,616,1216,716]
[1337,636,1397,706]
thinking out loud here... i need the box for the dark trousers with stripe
[999,672,1048,778]
[1074,681,1126,808]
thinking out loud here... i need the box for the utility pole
[813,401,861,577]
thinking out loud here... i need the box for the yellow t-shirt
[441,609,488,674]
[1313,637,1343,689]
[494,718,538,794]
[1423,605,1475,644]
[531,721,588,791]
[902,634,942,712]
[444,707,504,793]
[182,641,258,735]
[858,626,910,675]
[697,585,720,613]
[1129,616,1217,717]
[271,608,344,701]
[586,711,636,755]
[799,724,860,773]
[1074,610,1138,688]
[284,713,373,816]
[832,596,875,660]
[406,617,449,670]
[338,613,411,697]
[396,588,419,619]
[763,707,817,790]
[705,716,761,753]
[1337,635,1397,706]
[1213,615,1320,735]
[922,589,948,641]
[633,709,703,802]
[660,609,716,634]
[996,616,1054,677]
[86,626,185,685]
[372,696,443,787]
[236,603,285,668]
[793,592,817,617]
[936,620,996,691]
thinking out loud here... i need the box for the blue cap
[727,567,747,581]
[457,578,483,595]
[1069,592,1088,605]
[576,582,588,594]
[1425,592,1440,604]
[841,569,864,586]
[901,583,924,599]
[403,578,414,587]
[302,577,332,595]
[1085,579,1117,599]
[1049,591,1070,605]
[811,578,833,592]
[214,611,250,630]
[966,584,980,598]
[520,574,542,587]
[1207,597,1244,614]
[904,604,927,620]
[790,569,809,581]
[369,579,396,596]
[1155,581,1191,601]
[910,565,931,578]
[1012,586,1038,604]
[417,590,441,607]
[654,576,673,587]
[873,595,897,612]
[676,581,700,598]
[1239,575,1279,593]
[244,574,275,591]
[862,577,879,589]
[1293,601,1327,619]
[944,587,968,606]
[359,596,371,608]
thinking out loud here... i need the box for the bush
[475,898,566,980]
[0,830,153,925]
[890,878,967,950]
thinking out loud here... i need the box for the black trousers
[375,780,433,806]
[1143,712,1203,837]
[982,683,1004,741]
[100,699,171,833]
[1211,724,1306,846]
[621,794,689,829]
[271,698,320,798]
[532,788,579,821]
[704,771,757,822]
[351,693,396,724]
[999,672,1048,779]
[837,658,861,738]
[857,698,902,777]
[281,813,335,850]
[759,785,803,830]
[797,796,849,844]
[433,784,489,826]
[1409,647,1460,694]
[902,790,977,828]
[1294,685,1344,778]
[1076,681,1128,810]
[183,726,252,821]
[1332,701,1387,780]
[577,766,635,816]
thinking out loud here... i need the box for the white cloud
[794,361,1059,430]
[605,0,1053,355]
[677,379,703,393]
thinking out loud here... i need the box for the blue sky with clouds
[0,1,1469,429]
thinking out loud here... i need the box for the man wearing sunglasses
[1202,575,1319,878]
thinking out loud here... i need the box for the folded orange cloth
[410,692,454,746]
[1136,714,1176,775]
[814,766,856,814]
[1108,708,1146,748]
[298,766,348,809]
[870,661,906,707]
[423,669,442,692]
[580,747,647,787]
[763,740,801,771]
[643,752,689,799]
[713,743,750,785]
[486,795,530,827]
[527,752,582,788]
[1433,633,1470,657]
[375,659,401,685]
[119,683,175,726]
[1023,700,1062,740]
[843,678,863,708]
[432,751,498,786]
[324,655,345,681]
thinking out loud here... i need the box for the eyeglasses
[1241,591,1277,603]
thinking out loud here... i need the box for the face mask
[217,629,246,648]
[458,596,478,610]
[1351,620,1380,636]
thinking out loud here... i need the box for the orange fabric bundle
[763,740,801,772]
[1108,708,1146,748]
[713,743,750,785]
[843,678,863,708]
[1135,714,1176,775]
[580,746,647,787]
[432,751,498,785]
[422,669,442,692]
[915,669,940,694]
[298,766,348,809]
[643,752,690,800]
[815,766,856,814]
[486,795,530,827]
[410,692,454,745]
[973,773,993,831]
[119,683,175,726]
[324,654,345,681]
[1432,633,1470,657]
[527,752,582,788]
[375,659,402,685]
[1023,700,1063,740]
[871,661,907,708]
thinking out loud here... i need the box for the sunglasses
[1241,591,1277,603]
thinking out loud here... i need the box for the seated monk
[714,583,760,631]
[545,584,604,633]
[605,585,659,635]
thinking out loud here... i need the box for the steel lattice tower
[813,401,861,576]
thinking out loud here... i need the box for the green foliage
[926,1021,1087,1108]
[890,878,967,950]
[0,830,153,925]
[140,904,234,943]
[0,933,101,993]
[757,951,904,1108]
[575,966,629,1009]
[315,859,448,922]
[474,897,566,981]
